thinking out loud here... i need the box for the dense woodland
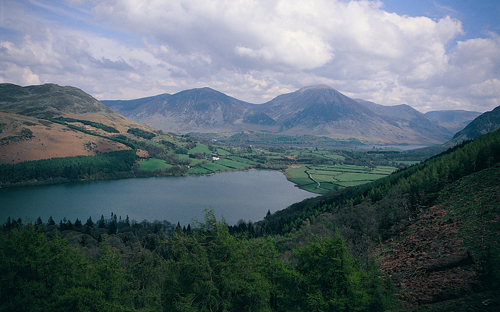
[0,211,395,312]
[0,150,138,186]
[1,129,500,310]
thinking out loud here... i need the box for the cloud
[0,63,41,85]
[0,0,498,113]
[85,1,466,85]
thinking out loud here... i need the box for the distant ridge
[425,110,481,134]
[356,99,454,144]
[445,105,500,146]
[107,84,455,144]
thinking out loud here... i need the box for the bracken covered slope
[0,83,152,164]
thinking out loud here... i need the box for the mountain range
[103,85,470,145]
[1,83,496,164]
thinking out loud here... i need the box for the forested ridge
[250,129,500,309]
[1,129,500,310]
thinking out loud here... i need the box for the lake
[353,145,428,150]
[0,170,318,226]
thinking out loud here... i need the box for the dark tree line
[51,117,119,133]
[127,127,156,140]
[3,213,176,236]
[0,150,137,186]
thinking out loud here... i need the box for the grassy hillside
[0,83,158,165]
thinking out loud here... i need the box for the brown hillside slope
[0,112,130,164]
[0,83,155,164]
[376,165,500,310]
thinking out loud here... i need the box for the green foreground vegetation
[0,211,395,312]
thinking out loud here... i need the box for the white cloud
[0,63,41,85]
[0,0,498,113]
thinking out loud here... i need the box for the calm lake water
[0,170,318,226]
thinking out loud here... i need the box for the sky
[0,0,499,113]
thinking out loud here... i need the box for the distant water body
[0,170,318,226]
[354,145,428,150]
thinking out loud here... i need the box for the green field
[215,148,232,156]
[186,167,211,174]
[227,156,254,164]
[187,158,206,166]
[285,166,312,186]
[139,158,172,171]
[131,137,405,193]
[217,158,251,170]
[188,143,212,154]
[286,164,397,194]
[201,162,232,172]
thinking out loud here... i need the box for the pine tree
[5,217,12,230]
[98,215,106,229]
[125,215,130,227]
[74,218,82,228]
[85,216,94,227]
